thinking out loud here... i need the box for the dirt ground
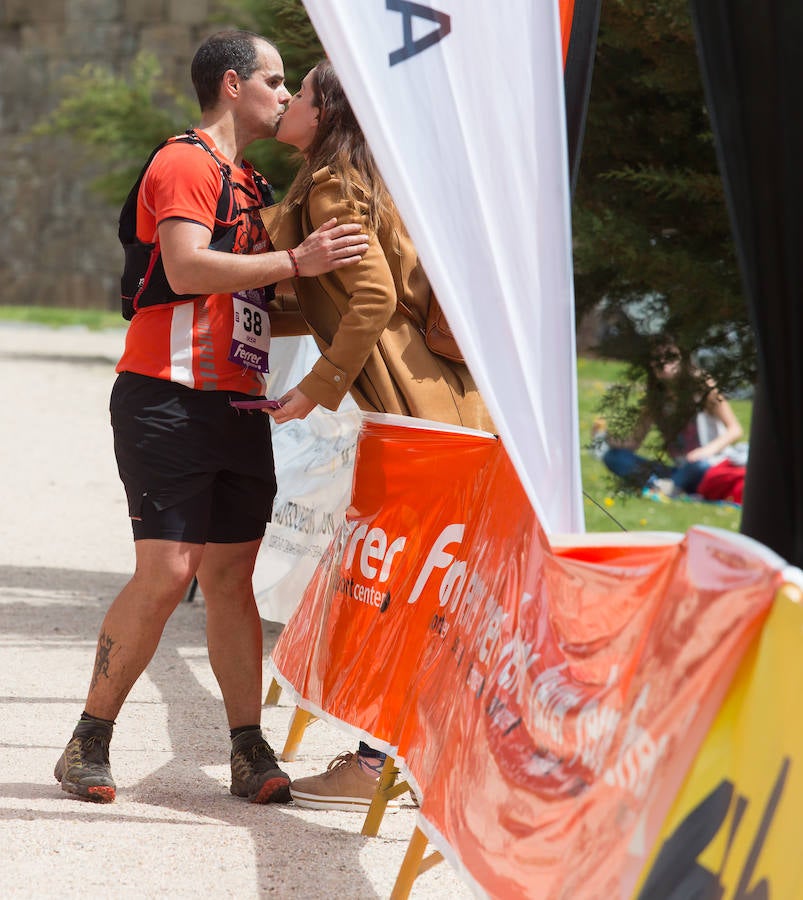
[0,323,471,899]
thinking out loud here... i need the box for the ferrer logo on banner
[338,519,467,612]
[304,418,498,738]
[272,415,498,740]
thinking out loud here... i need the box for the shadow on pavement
[1,563,381,898]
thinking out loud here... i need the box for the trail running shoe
[230,732,291,804]
[54,720,116,803]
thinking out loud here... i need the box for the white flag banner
[302,0,584,533]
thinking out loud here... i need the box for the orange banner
[559,0,576,62]
[270,414,783,898]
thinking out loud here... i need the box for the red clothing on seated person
[697,459,745,505]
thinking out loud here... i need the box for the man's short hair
[191,30,277,111]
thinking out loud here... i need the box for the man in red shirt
[54,30,368,805]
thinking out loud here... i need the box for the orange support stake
[390,827,444,899]
[281,706,316,761]
[361,755,409,836]
[264,678,282,706]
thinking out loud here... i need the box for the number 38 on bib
[230,290,271,373]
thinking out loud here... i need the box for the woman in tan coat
[261,59,493,434]
[261,60,494,811]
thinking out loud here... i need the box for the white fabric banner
[253,336,361,623]
[302,0,584,533]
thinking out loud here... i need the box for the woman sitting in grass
[592,340,747,504]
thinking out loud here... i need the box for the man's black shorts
[110,372,277,544]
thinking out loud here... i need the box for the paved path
[0,324,470,899]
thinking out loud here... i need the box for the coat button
[334,375,342,382]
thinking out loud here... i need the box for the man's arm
[159,217,368,296]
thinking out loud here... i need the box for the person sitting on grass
[592,339,747,505]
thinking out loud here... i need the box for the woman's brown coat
[260,167,494,432]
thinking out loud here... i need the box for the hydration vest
[118,129,275,320]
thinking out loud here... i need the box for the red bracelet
[287,248,300,278]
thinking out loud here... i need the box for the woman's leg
[672,460,710,494]
[602,447,674,486]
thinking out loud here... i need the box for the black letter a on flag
[387,0,451,66]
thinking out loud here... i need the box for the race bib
[229,290,270,372]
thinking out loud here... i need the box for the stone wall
[0,0,232,310]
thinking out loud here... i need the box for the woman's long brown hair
[282,60,395,233]
[644,339,711,446]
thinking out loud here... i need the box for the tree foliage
[33,0,321,204]
[31,53,197,204]
[573,0,756,397]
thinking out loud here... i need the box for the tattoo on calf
[91,631,116,689]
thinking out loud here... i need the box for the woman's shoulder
[308,166,369,222]
[310,165,369,198]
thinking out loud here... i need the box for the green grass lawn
[0,306,750,537]
[578,357,750,535]
[0,304,124,331]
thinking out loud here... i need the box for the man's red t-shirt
[116,130,270,395]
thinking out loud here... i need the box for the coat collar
[259,202,302,252]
